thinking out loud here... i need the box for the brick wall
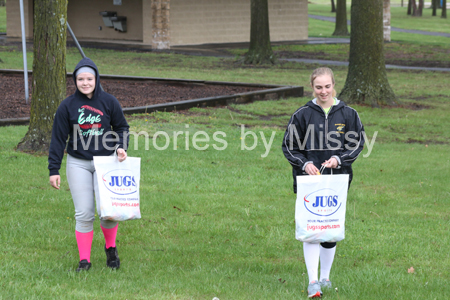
[6,0,308,46]
[170,0,307,46]
[269,0,307,42]
[7,0,144,41]
[143,0,152,44]
[67,0,143,41]
[6,0,33,38]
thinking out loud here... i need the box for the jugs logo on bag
[102,170,137,195]
[303,188,342,216]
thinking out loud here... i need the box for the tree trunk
[407,0,412,14]
[411,0,419,16]
[17,0,68,153]
[417,0,424,16]
[244,0,275,64]
[442,0,447,18]
[339,0,397,107]
[383,0,391,42]
[432,0,437,16]
[331,0,336,12]
[332,0,349,36]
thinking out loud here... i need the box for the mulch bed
[0,73,263,119]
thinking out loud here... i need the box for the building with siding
[6,0,308,49]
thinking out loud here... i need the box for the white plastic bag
[295,174,349,243]
[93,156,141,221]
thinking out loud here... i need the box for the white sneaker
[307,280,322,298]
[319,278,332,289]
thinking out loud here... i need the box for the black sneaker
[105,246,120,269]
[76,259,91,272]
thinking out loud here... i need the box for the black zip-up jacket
[48,57,129,176]
[282,98,365,193]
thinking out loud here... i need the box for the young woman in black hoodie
[282,67,365,298]
[48,57,129,272]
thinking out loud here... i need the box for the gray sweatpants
[66,154,118,233]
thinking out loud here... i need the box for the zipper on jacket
[315,98,336,150]
[318,107,329,149]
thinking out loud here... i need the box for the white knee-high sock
[303,242,320,283]
[319,244,336,280]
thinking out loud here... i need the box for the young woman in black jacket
[48,57,129,272]
[282,67,365,298]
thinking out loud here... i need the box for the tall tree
[339,0,397,107]
[331,0,336,12]
[442,0,447,18]
[332,0,349,36]
[410,0,420,16]
[432,0,438,16]
[413,0,424,16]
[245,0,275,64]
[383,0,391,42]
[418,0,424,15]
[407,0,412,14]
[17,0,67,153]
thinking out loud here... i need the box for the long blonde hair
[310,67,337,98]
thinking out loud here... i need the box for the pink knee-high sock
[101,224,118,249]
[75,230,94,262]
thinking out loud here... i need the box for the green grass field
[309,3,450,33]
[1,49,450,298]
[2,2,450,299]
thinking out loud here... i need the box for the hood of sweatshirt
[72,57,102,100]
[306,98,345,115]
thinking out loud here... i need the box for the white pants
[66,154,118,232]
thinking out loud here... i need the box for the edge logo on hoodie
[77,105,105,136]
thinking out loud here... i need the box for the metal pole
[67,22,86,58]
[19,0,29,104]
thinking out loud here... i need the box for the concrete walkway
[282,58,450,72]
[309,14,450,38]
[2,35,446,72]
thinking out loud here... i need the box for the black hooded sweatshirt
[48,57,129,176]
[282,98,365,193]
